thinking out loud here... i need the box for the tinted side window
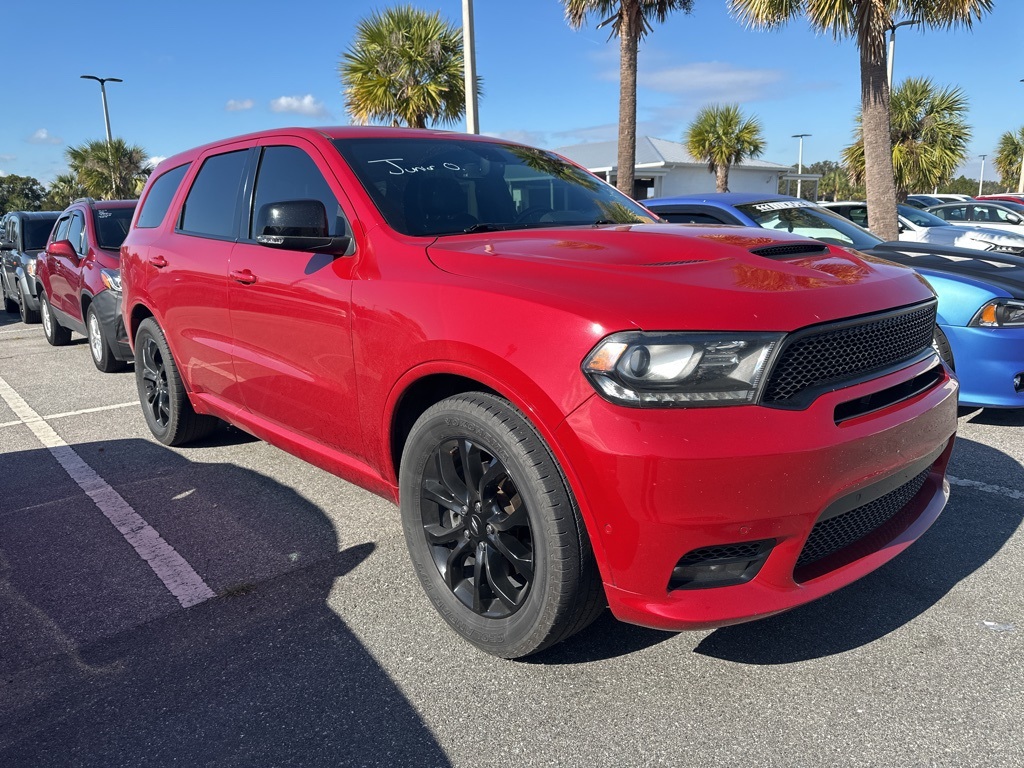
[52,215,72,244]
[67,212,87,255]
[137,163,190,228]
[659,211,731,225]
[180,150,248,239]
[250,146,348,238]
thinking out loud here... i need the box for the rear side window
[67,212,87,255]
[137,163,190,228]
[179,150,249,239]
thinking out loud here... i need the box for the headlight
[970,299,1024,327]
[582,331,784,407]
[26,259,36,277]
[100,268,122,293]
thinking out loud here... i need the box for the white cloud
[270,94,329,117]
[145,156,167,169]
[640,61,786,103]
[226,99,254,112]
[29,129,62,145]
[0,154,14,162]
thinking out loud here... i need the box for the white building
[551,136,796,201]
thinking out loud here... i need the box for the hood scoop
[750,243,829,260]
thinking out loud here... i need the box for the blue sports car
[645,193,1024,409]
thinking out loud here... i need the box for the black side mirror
[255,199,351,255]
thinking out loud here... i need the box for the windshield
[734,200,883,250]
[898,205,948,228]
[24,218,58,250]
[332,137,657,237]
[93,207,135,251]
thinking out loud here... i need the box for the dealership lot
[1,311,1021,767]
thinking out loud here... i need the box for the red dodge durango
[121,127,958,658]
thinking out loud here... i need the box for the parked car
[906,194,944,209]
[121,129,957,658]
[822,201,1024,254]
[977,194,1024,205]
[0,210,60,324]
[36,197,137,372]
[925,200,1024,232]
[646,193,1024,409]
[927,194,974,203]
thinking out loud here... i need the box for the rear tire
[134,317,217,446]
[87,305,128,373]
[40,292,71,346]
[399,392,604,659]
[3,289,16,313]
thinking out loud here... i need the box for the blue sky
[3,1,1021,186]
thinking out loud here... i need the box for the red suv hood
[426,224,936,332]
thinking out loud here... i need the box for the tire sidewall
[87,306,107,369]
[399,396,570,657]
[40,293,55,342]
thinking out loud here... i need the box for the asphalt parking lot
[1,309,1021,767]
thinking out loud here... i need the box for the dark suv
[0,210,60,324]
[37,197,137,371]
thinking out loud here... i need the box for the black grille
[677,541,770,566]
[763,302,936,405]
[796,469,930,570]
[750,243,829,259]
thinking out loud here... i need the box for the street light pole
[978,154,987,197]
[792,133,810,198]
[887,19,920,90]
[461,0,479,135]
[81,75,123,198]
[1019,80,1024,194]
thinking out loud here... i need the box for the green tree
[842,77,970,202]
[728,0,993,241]
[65,138,149,200]
[684,103,765,192]
[0,174,46,214]
[43,173,89,211]
[563,0,694,198]
[340,5,478,129]
[994,128,1024,192]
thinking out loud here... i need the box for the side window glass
[53,216,72,244]
[137,163,191,228]
[180,150,248,239]
[250,146,349,239]
[66,213,86,255]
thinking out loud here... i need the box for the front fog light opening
[668,539,776,591]
[1015,373,1023,393]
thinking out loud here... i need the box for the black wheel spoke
[442,539,472,590]
[436,445,469,506]
[472,542,487,613]
[423,478,464,514]
[478,459,505,499]
[483,544,524,611]
[459,439,485,502]
[489,532,534,582]
[424,521,465,545]
[488,499,528,533]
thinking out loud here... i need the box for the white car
[821,201,1024,254]
[926,201,1024,232]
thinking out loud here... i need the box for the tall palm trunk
[860,53,899,242]
[716,165,729,192]
[615,7,638,198]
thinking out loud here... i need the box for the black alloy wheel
[400,392,604,658]
[135,317,217,446]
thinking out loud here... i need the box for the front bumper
[941,323,1024,409]
[555,355,959,631]
[92,290,134,362]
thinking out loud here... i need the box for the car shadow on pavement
[958,406,1024,428]
[0,439,451,767]
[692,435,1022,664]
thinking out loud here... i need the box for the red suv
[37,197,137,371]
[121,127,958,658]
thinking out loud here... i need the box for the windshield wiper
[462,223,514,234]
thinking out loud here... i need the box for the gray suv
[1,210,60,324]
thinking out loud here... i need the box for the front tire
[399,392,604,658]
[135,317,217,446]
[87,305,128,373]
[40,291,71,346]
[19,284,40,324]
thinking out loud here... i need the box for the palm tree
[842,77,970,202]
[994,128,1024,192]
[684,104,765,192]
[340,5,478,129]
[563,1,694,198]
[728,0,993,242]
[44,173,89,210]
[65,139,150,200]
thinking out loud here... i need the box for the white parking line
[947,475,1024,501]
[0,375,216,608]
[0,401,138,429]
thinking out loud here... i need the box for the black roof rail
[72,197,98,205]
